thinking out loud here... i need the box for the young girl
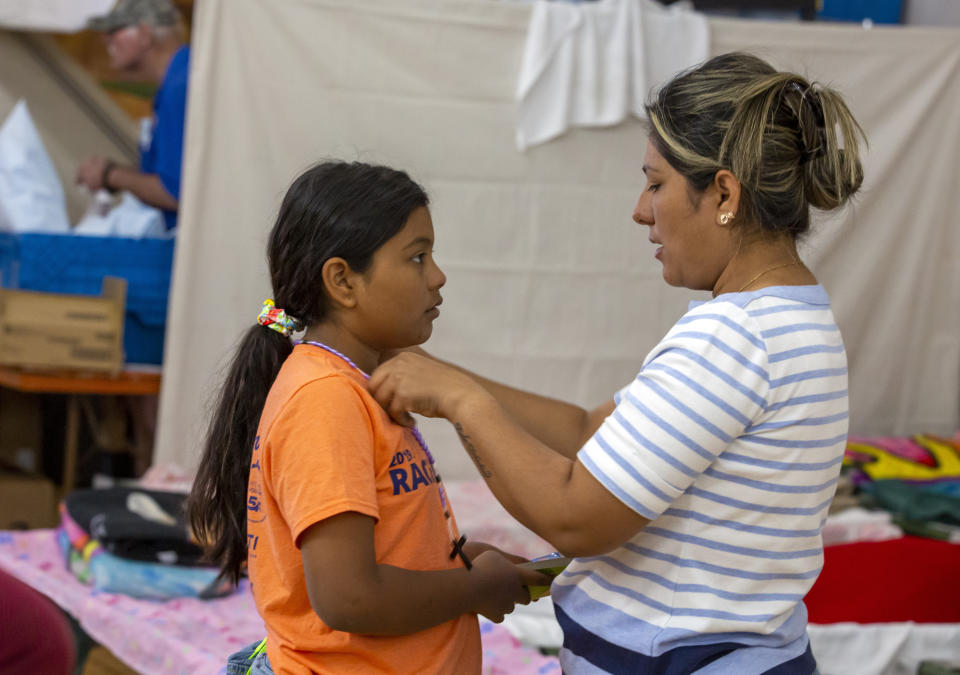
[187,162,543,674]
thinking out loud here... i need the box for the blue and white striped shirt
[553,285,847,675]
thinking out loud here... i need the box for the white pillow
[0,100,70,233]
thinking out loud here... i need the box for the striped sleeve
[578,304,771,520]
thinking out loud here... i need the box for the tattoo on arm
[454,422,492,478]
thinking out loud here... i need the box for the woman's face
[633,141,735,291]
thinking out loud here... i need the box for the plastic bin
[0,233,174,364]
[818,0,902,24]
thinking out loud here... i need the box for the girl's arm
[369,354,650,557]
[300,511,546,635]
[395,347,614,458]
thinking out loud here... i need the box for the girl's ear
[713,169,742,227]
[321,257,358,309]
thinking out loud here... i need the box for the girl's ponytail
[187,325,292,584]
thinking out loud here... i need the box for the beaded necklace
[298,340,471,568]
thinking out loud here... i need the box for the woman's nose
[633,194,652,226]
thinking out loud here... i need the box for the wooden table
[0,365,162,495]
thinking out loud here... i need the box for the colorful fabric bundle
[58,488,232,600]
[843,434,960,542]
[845,434,960,484]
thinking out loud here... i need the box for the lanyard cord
[297,340,471,569]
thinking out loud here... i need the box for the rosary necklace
[299,340,471,569]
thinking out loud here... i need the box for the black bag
[63,487,205,566]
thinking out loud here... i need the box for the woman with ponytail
[370,53,866,674]
[187,161,544,674]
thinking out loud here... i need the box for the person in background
[75,0,189,232]
[370,52,865,674]
[0,568,75,675]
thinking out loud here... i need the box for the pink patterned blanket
[0,479,558,674]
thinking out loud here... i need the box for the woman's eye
[412,253,425,263]
[648,183,660,192]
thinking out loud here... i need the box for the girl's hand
[369,352,488,426]
[469,551,551,623]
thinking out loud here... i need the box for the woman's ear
[321,257,358,309]
[713,169,742,227]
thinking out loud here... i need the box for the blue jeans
[226,639,273,675]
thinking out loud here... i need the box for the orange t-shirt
[246,344,480,674]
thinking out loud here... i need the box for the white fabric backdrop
[0,0,113,33]
[156,0,960,479]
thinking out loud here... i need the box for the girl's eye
[647,183,660,193]
[412,253,425,263]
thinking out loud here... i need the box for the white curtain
[156,0,960,479]
[0,0,113,33]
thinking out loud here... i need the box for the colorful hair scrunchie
[257,299,298,337]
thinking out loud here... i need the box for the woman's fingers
[369,363,418,426]
[371,352,483,424]
[390,402,416,427]
[371,354,433,423]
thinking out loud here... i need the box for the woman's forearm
[450,392,575,541]
[447,392,648,557]
[368,354,648,555]
[422,349,609,457]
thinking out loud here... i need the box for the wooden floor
[81,646,139,675]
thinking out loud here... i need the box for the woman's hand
[369,352,489,426]
[462,540,529,565]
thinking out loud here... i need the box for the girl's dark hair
[645,52,866,238]
[187,161,429,583]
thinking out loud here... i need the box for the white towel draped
[516,0,710,150]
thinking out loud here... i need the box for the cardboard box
[0,471,57,529]
[0,277,126,372]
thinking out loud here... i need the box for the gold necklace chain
[736,261,802,293]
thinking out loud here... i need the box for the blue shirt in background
[140,45,189,231]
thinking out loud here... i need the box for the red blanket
[805,536,960,623]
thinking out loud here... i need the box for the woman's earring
[719,212,733,225]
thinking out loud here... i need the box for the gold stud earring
[719,212,733,225]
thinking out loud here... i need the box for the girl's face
[632,141,735,291]
[351,206,446,350]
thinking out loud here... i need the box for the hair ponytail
[187,325,292,584]
[646,52,866,238]
[802,87,865,211]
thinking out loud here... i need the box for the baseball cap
[87,0,180,32]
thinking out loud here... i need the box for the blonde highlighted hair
[646,52,866,237]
